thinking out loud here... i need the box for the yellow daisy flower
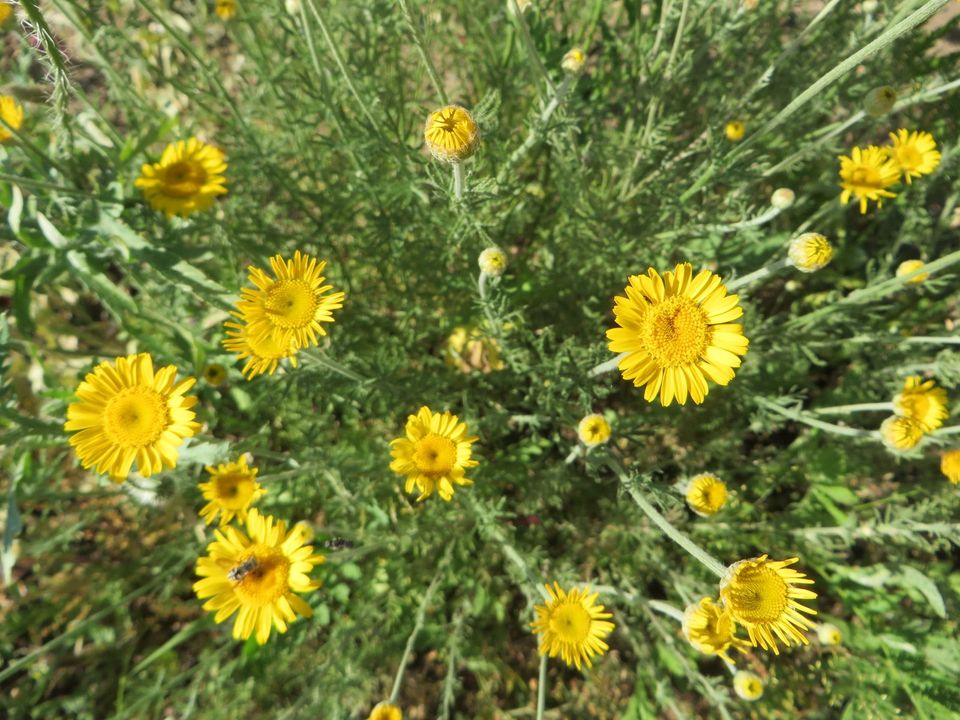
[719,555,817,655]
[135,138,227,218]
[896,259,928,285]
[838,145,899,214]
[685,473,728,516]
[893,376,948,432]
[0,95,24,143]
[389,406,478,501]
[725,120,745,141]
[577,413,611,447]
[606,263,749,406]
[236,251,345,351]
[64,353,200,482]
[423,105,480,163]
[193,509,325,645]
[817,622,842,646]
[940,450,960,484]
[733,670,764,701]
[222,313,301,380]
[682,597,749,663]
[368,703,402,720]
[215,0,236,19]
[530,582,615,670]
[787,233,833,273]
[198,456,267,526]
[879,415,925,451]
[202,363,228,386]
[888,129,940,184]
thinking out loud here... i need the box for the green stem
[648,599,686,623]
[813,402,894,415]
[623,483,726,578]
[395,0,448,104]
[509,0,555,97]
[453,162,465,200]
[535,654,548,720]
[726,258,789,292]
[757,398,878,438]
[589,351,629,377]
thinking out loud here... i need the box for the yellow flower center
[895,145,921,170]
[161,160,207,198]
[744,678,762,696]
[413,434,457,476]
[640,296,709,367]
[585,422,603,441]
[264,280,319,329]
[103,386,169,448]
[231,545,291,607]
[725,564,788,623]
[549,603,592,644]
[213,473,257,510]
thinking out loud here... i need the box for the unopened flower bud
[577,414,611,447]
[770,187,795,209]
[424,105,480,163]
[896,259,928,285]
[478,247,507,277]
[864,86,897,118]
[285,0,301,15]
[788,233,833,273]
[561,47,586,74]
[817,623,842,646]
[733,671,764,701]
[725,120,745,142]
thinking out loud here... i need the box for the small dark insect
[227,557,259,582]
[324,538,354,550]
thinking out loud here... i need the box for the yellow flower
[719,555,817,655]
[236,251,346,350]
[561,47,586,74]
[817,623,842,646]
[389,406,479,501]
[733,670,764,701]
[193,509,324,645]
[478,247,507,277]
[222,313,301,380]
[896,259,928,285]
[864,86,897,118]
[940,450,960,484]
[0,95,24,143]
[202,363,228,386]
[888,129,940,184]
[606,263,749,406]
[424,105,480,163]
[725,121,745,142]
[64,353,200,482]
[787,232,833,273]
[838,145,899,214]
[367,703,402,720]
[531,583,615,670]
[577,414,611,448]
[893,376,948,432]
[198,456,267,526]
[682,597,749,663]
[685,473,727,516]
[215,0,236,19]
[879,415,925,451]
[444,326,505,374]
[135,138,228,218]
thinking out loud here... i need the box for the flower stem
[813,402,894,415]
[535,654,548,720]
[453,162,465,200]
[932,426,960,437]
[589,351,629,377]
[725,258,789,292]
[648,599,685,623]
[757,398,878,438]
[623,482,726,578]
[395,0,449,104]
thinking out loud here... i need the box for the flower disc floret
[893,376,948,432]
[838,145,899,214]
[424,105,480,163]
[530,583,615,670]
[135,138,227,217]
[64,353,200,482]
[193,509,325,645]
[719,555,817,655]
[199,456,267,526]
[606,263,748,406]
[888,129,940,184]
[389,406,478,501]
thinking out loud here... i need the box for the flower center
[264,279,319,329]
[231,545,291,607]
[640,296,710,367]
[102,386,169,448]
[161,160,207,198]
[726,566,789,623]
[549,604,592,644]
[849,166,881,188]
[413,434,457,476]
[214,473,256,510]
[896,145,921,170]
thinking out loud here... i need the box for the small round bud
[478,247,507,277]
[861,0,879,13]
[202,363,228,386]
[214,0,236,20]
[788,233,833,273]
[880,415,924,451]
[577,414,611,447]
[724,120,745,142]
[733,671,764,701]
[863,86,897,118]
[896,259,928,285]
[741,0,759,9]
[367,701,402,720]
[424,105,480,163]
[506,0,533,17]
[770,187,795,209]
[284,0,302,15]
[561,47,586,74]
[817,623,842,646]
